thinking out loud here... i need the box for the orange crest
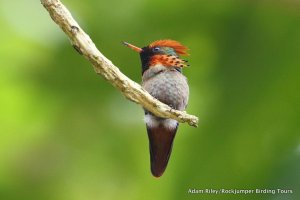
[149,39,189,56]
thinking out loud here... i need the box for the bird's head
[123,39,189,74]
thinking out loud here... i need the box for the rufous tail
[146,124,178,177]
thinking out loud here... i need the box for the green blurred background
[0,0,299,199]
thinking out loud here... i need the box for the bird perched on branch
[123,40,190,177]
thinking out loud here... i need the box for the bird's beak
[122,41,142,53]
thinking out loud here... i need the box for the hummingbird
[123,39,189,177]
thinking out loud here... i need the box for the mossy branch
[40,0,199,127]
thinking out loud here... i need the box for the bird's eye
[153,47,160,52]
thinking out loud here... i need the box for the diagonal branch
[40,0,199,127]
